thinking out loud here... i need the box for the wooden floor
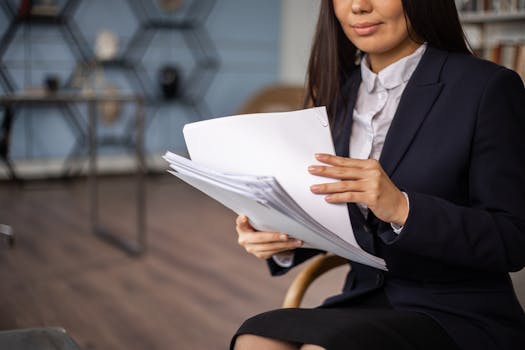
[0,174,346,349]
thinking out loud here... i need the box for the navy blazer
[268,46,525,350]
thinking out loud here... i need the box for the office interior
[0,0,524,349]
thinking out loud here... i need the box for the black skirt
[231,291,460,350]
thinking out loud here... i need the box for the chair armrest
[282,253,349,308]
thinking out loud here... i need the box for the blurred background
[0,0,523,349]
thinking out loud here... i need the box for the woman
[233,1,525,349]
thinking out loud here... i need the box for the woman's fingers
[307,155,408,225]
[238,231,289,245]
[308,158,380,180]
[235,215,302,259]
[323,191,370,204]
[310,179,367,194]
[315,153,359,166]
[236,215,253,230]
[308,165,362,180]
[236,216,283,240]
[244,240,303,260]
[314,153,379,168]
[245,240,303,254]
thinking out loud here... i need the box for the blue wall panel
[1,0,281,160]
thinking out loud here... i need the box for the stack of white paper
[164,107,386,270]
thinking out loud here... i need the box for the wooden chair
[282,253,348,308]
[282,254,525,308]
[236,84,305,115]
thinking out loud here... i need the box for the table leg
[136,99,146,252]
[88,101,98,230]
[91,99,145,256]
[0,105,20,182]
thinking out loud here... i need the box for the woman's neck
[368,39,422,73]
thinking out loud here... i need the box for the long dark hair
[306,0,471,125]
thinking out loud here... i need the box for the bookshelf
[460,11,525,23]
[458,1,525,80]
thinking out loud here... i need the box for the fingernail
[315,153,325,160]
[310,185,320,192]
[308,166,318,172]
[325,195,334,202]
[280,234,288,241]
[295,240,303,246]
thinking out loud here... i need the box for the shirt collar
[360,43,427,93]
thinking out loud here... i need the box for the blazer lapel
[334,68,361,158]
[379,46,448,176]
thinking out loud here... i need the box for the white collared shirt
[273,44,427,268]
[351,43,427,162]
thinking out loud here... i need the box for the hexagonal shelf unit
[124,0,220,118]
[0,0,90,92]
[0,0,91,178]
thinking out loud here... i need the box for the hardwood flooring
[0,174,347,349]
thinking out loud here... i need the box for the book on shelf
[488,41,525,80]
[163,107,387,270]
[460,0,525,12]
[500,41,517,68]
[515,43,525,80]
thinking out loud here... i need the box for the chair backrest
[237,84,305,115]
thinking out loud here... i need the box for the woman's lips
[352,22,382,36]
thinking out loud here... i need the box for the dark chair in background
[236,84,305,115]
[0,223,14,247]
[0,327,82,350]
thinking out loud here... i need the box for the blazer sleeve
[380,67,525,273]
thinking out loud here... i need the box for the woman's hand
[308,153,408,226]
[235,215,303,259]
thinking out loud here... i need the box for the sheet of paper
[168,165,386,270]
[182,107,357,246]
[165,152,341,244]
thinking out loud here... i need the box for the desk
[0,92,146,255]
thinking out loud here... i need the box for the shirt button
[363,224,371,233]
